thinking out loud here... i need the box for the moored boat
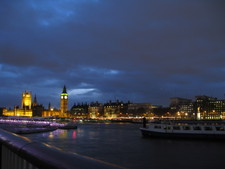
[14,127,57,134]
[58,122,77,129]
[140,120,225,139]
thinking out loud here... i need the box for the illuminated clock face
[61,96,63,99]
[65,96,68,99]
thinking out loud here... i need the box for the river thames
[24,123,225,169]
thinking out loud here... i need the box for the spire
[48,102,51,110]
[34,94,37,103]
[62,85,67,93]
[33,94,37,106]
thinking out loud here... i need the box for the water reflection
[48,132,54,138]
[72,130,77,139]
[40,129,78,139]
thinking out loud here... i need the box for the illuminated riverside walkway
[0,117,78,134]
[0,128,124,169]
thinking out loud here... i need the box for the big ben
[60,85,68,115]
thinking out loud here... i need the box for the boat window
[154,125,161,129]
[183,126,190,130]
[173,126,180,130]
[193,126,201,130]
[216,127,225,131]
[204,126,212,131]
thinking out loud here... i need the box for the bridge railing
[0,129,124,169]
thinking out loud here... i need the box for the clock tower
[60,85,68,115]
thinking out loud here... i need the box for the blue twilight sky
[0,0,225,109]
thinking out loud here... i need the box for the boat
[58,122,77,129]
[13,127,57,134]
[140,120,225,139]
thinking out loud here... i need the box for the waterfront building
[2,86,70,118]
[42,102,60,117]
[88,102,104,118]
[32,104,45,117]
[0,107,5,116]
[3,91,33,117]
[103,100,127,118]
[152,105,170,117]
[127,103,153,118]
[194,95,225,119]
[170,97,194,118]
[21,91,32,109]
[32,95,44,117]
[42,107,60,117]
[70,103,89,118]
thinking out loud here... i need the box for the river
[24,123,225,169]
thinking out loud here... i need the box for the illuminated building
[42,102,59,116]
[70,103,89,118]
[3,91,33,117]
[168,96,225,119]
[194,95,225,119]
[42,107,60,117]
[42,86,70,117]
[88,102,103,118]
[103,100,130,118]
[170,97,193,118]
[21,91,32,109]
[3,87,71,118]
[60,85,68,115]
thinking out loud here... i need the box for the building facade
[170,97,194,118]
[128,103,153,117]
[70,103,89,118]
[194,96,225,119]
[60,85,68,115]
[103,100,129,118]
[42,86,69,117]
[3,91,33,117]
[88,102,104,118]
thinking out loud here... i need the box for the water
[24,123,225,169]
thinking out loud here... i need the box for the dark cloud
[0,0,225,108]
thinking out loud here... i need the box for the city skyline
[2,86,225,111]
[1,0,225,108]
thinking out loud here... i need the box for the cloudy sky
[0,0,225,109]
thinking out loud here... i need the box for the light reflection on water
[72,130,77,139]
[25,123,225,169]
[42,129,73,139]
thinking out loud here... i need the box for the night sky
[0,0,225,109]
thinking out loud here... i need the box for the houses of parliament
[2,86,69,118]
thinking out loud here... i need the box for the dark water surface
[25,123,225,169]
